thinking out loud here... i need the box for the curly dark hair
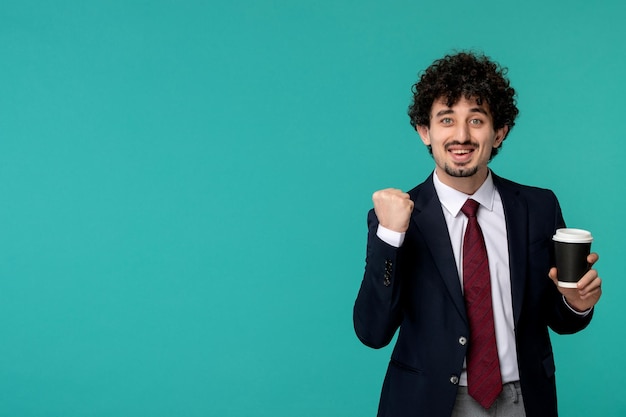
[408,52,519,159]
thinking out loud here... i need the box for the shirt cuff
[376,225,405,248]
[562,295,592,317]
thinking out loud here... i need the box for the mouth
[447,146,476,163]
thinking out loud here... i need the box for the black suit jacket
[354,173,593,417]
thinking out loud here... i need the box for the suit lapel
[493,174,528,326]
[408,174,530,326]
[410,176,467,324]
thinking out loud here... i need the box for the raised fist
[372,188,414,233]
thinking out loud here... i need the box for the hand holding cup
[549,228,602,312]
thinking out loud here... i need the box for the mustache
[445,141,479,150]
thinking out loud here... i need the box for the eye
[469,118,483,125]
[441,117,453,125]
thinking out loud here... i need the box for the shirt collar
[433,170,496,217]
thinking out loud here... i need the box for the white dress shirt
[377,170,519,385]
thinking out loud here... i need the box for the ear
[416,125,431,146]
[493,125,509,148]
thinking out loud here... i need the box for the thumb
[548,267,558,285]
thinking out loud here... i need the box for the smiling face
[416,96,509,194]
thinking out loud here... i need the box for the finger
[393,191,411,201]
[577,268,599,288]
[578,287,602,304]
[587,252,599,265]
[578,276,602,295]
[373,188,400,199]
[373,189,410,203]
[580,287,602,300]
[548,267,558,285]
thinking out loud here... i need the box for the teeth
[451,149,471,154]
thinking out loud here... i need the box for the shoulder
[492,173,558,202]
[493,173,565,231]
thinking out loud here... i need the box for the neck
[435,167,489,195]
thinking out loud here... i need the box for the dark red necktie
[461,199,502,409]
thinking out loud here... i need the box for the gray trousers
[451,382,526,417]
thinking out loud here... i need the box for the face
[416,96,508,193]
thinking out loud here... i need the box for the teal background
[1,1,624,415]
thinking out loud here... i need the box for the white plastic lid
[552,228,593,243]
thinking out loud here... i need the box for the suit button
[459,336,467,346]
[450,375,459,385]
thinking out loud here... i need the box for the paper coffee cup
[552,228,593,288]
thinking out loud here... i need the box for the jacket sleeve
[353,209,404,349]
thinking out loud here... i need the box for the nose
[454,123,471,142]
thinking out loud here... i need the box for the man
[353,52,602,417]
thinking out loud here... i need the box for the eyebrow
[434,107,489,117]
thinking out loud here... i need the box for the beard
[443,164,479,178]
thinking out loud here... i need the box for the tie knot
[461,199,480,218]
